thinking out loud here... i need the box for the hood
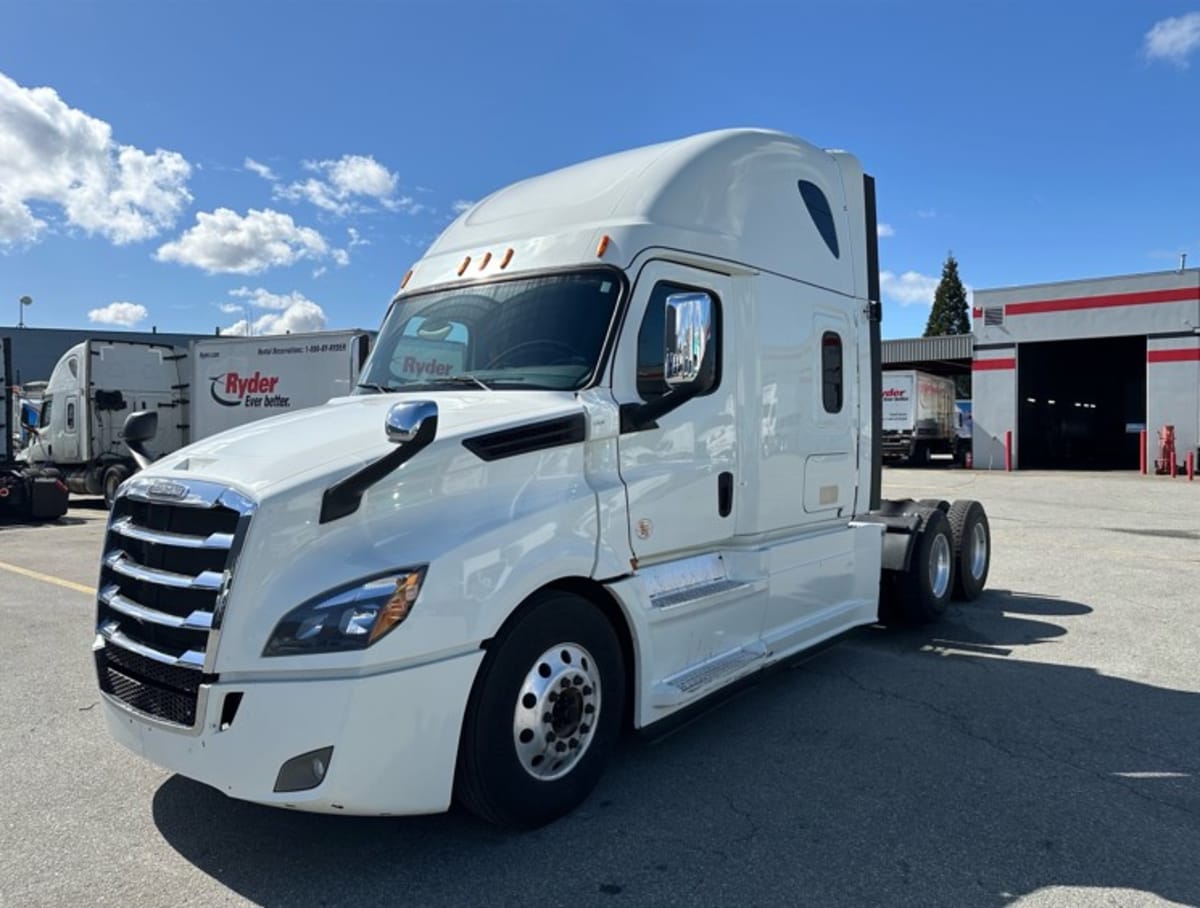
[147,390,583,499]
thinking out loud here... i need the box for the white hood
[148,390,584,499]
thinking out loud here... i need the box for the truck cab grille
[94,479,254,731]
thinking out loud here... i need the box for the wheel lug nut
[584,704,595,714]
[573,675,583,686]
[543,712,552,723]
[548,691,558,702]
[556,741,567,753]
[546,732,556,743]
[580,723,590,734]
[582,686,593,696]
[560,678,570,689]
[569,738,579,749]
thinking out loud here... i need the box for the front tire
[455,590,625,827]
[102,464,130,509]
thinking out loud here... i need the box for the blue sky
[2,1,1198,343]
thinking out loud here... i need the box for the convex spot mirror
[386,400,438,445]
[664,292,714,389]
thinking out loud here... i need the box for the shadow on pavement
[151,589,1199,907]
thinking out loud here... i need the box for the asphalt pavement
[0,470,1197,908]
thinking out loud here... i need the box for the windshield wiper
[355,382,393,394]
[429,374,495,392]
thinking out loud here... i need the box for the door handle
[718,471,734,517]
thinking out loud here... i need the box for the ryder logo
[881,388,909,400]
[210,372,291,410]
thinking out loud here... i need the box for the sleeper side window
[821,332,843,413]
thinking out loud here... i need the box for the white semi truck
[94,130,992,828]
[880,369,961,464]
[24,330,371,505]
[0,337,69,521]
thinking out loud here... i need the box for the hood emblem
[147,480,189,501]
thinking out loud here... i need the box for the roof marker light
[478,252,492,271]
[500,248,514,269]
[400,269,413,290]
[596,235,611,258]
[457,256,471,276]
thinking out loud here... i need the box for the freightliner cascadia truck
[93,130,992,827]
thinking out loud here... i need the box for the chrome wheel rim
[513,643,601,781]
[970,521,988,580]
[930,534,952,599]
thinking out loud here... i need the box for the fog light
[273,746,334,793]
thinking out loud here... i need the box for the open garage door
[1018,336,1145,470]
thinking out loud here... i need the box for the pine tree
[924,253,970,336]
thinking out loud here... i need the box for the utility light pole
[18,295,32,328]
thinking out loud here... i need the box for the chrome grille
[94,478,254,731]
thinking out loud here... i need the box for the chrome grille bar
[99,584,213,630]
[104,550,224,591]
[110,516,234,550]
[98,622,206,669]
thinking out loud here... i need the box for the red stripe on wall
[972,307,982,319]
[1004,286,1200,317]
[1148,347,1200,363]
[973,358,1016,371]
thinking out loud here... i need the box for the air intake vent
[463,414,586,462]
[984,306,1005,327]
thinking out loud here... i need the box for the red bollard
[1004,430,1013,472]
[1140,430,1147,475]
[1189,451,1195,482]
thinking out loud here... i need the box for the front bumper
[100,650,484,815]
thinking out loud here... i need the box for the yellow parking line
[0,560,94,595]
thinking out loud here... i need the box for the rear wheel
[896,508,955,624]
[455,590,624,827]
[102,464,130,509]
[948,499,990,601]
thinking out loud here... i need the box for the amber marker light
[457,256,471,276]
[596,235,611,258]
[400,269,413,289]
[368,571,425,644]
[478,251,492,271]
[500,248,514,269]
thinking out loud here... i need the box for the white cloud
[88,301,148,327]
[1144,13,1200,66]
[880,270,940,307]
[916,209,937,219]
[244,157,277,181]
[277,154,410,216]
[881,269,974,308]
[312,266,328,279]
[451,199,474,215]
[0,72,192,246]
[877,223,895,238]
[155,207,329,274]
[222,291,327,337]
[332,248,350,267]
[347,227,368,247]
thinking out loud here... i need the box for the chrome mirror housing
[386,400,438,445]
[663,292,713,388]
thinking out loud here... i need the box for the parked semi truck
[880,369,960,464]
[24,330,371,506]
[94,130,992,828]
[0,338,68,521]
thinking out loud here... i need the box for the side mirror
[664,292,714,389]
[19,406,37,432]
[386,400,438,445]
[122,410,159,469]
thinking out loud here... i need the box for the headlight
[263,568,426,657]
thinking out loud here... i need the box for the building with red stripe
[970,268,1200,470]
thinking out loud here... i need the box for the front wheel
[455,590,625,827]
[102,464,130,509]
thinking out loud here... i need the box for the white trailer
[24,330,370,504]
[881,369,960,464]
[93,130,993,828]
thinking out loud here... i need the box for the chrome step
[650,578,759,609]
[651,644,767,707]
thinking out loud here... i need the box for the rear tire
[948,499,990,601]
[896,508,955,624]
[455,590,624,828]
[102,464,130,510]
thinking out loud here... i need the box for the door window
[66,400,76,432]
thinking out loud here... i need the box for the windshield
[358,269,622,392]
